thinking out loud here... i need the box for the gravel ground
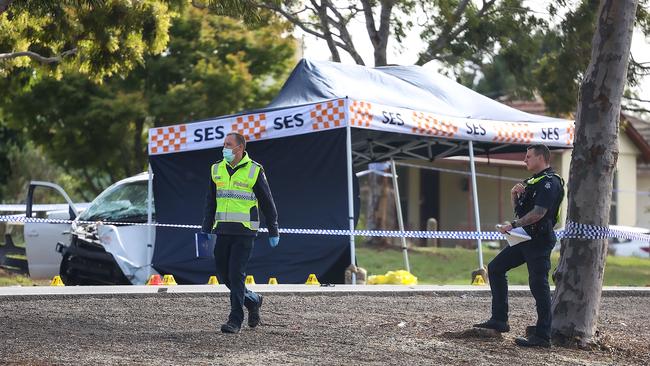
[0,293,648,365]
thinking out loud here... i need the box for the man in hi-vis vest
[201,132,279,334]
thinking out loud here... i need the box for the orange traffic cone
[147,274,163,285]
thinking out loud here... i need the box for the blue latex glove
[269,236,280,248]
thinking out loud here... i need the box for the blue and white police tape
[1,215,649,242]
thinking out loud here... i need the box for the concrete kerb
[0,285,648,302]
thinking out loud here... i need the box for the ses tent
[147,59,573,284]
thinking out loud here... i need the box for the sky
[296,6,650,113]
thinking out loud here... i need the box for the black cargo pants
[487,235,554,340]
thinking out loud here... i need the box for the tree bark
[312,0,342,62]
[360,0,393,66]
[551,0,638,347]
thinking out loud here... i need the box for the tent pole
[390,159,410,273]
[345,123,357,285]
[468,141,484,269]
[147,164,154,279]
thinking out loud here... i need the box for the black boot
[248,294,263,328]
[525,325,536,338]
[472,319,510,333]
[220,322,241,334]
[515,334,551,348]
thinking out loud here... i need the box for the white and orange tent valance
[149,97,573,156]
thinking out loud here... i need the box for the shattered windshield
[78,181,154,223]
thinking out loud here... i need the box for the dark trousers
[214,234,261,326]
[487,239,553,340]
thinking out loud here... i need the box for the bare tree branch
[310,0,342,62]
[630,59,650,69]
[0,48,77,64]
[258,2,326,40]
[424,0,471,59]
[257,0,372,65]
[419,0,497,64]
[360,0,379,47]
[358,0,396,65]
[623,95,650,103]
[323,0,364,65]
[622,106,650,113]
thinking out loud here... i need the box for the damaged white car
[26,173,157,284]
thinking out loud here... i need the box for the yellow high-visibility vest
[211,154,261,231]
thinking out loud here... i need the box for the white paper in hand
[499,226,531,246]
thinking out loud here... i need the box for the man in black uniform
[201,132,279,334]
[474,144,564,348]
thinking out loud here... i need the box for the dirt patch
[0,293,648,365]
[442,327,503,339]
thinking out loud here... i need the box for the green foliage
[532,0,598,115]
[458,0,650,116]
[357,245,650,286]
[418,0,547,68]
[0,0,173,80]
[0,269,38,286]
[5,73,141,193]
[132,7,296,126]
[0,141,90,203]
[1,6,295,197]
[195,0,277,24]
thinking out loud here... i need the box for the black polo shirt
[529,167,564,225]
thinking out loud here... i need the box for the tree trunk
[313,0,342,63]
[551,0,638,347]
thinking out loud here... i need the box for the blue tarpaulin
[150,129,359,284]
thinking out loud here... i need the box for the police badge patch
[545,182,551,189]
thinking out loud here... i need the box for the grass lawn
[1,246,648,287]
[357,245,650,286]
[0,268,37,286]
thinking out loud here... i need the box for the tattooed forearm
[516,205,547,227]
